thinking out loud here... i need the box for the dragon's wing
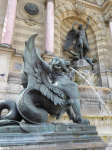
[21,34,65,106]
[64,29,78,50]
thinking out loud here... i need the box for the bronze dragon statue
[0,34,90,127]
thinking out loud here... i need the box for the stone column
[1,0,17,48]
[109,19,112,41]
[45,0,54,55]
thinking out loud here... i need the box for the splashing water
[70,67,111,115]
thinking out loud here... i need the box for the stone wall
[9,0,46,78]
[0,0,111,88]
[12,0,46,55]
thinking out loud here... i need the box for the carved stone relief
[24,3,39,15]
[55,2,64,10]
[73,1,86,15]
[103,6,112,23]
[16,0,44,25]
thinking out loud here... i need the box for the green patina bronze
[0,34,90,130]
[64,17,97,70]
[24,3,39,15]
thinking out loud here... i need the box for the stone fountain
[0,16,109,149]
[0,34,107,150]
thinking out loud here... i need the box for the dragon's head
[49,56,70,74]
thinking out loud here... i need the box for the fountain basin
[78,85,111,115]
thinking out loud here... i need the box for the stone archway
[54,2,109,87]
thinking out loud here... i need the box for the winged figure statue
[64,17,90,59]
[0,34,90,128]
[64,17,97,69]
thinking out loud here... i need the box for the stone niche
[57,16,99,76]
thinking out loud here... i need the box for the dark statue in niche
[0,34,90,129]
[64,17,97,70]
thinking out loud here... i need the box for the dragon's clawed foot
[72,116,90,125]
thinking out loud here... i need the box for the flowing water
[70,67,111,115]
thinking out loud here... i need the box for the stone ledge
[0,123,107,149]
[0,142,107,150]
[0,46,15,54]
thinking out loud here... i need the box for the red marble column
[1,0,17,47]
[45,0,54,55]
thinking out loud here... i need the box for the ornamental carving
[73,1,86,15]
[16,0,44,25]
[103,6,112,23]
[25,17,36,26]
[24,3,39,15]
[55,2,64,9]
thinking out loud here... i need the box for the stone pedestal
[0,123,107,150]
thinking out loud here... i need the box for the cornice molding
[102,0,112,12]
[47,0,55,3]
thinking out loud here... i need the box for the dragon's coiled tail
[0,88,48,124]
[0,100,22,121]
[17,88,48,123]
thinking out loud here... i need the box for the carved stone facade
[73,1,86,15]
[0,0,112,149]
[16,0,45,25]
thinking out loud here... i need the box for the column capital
[104,6,112,23]
[104,11,112,23]
[47,0,55,4]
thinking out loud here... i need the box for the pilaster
[0,0,17,47]
[0,47,15,82]
[45,0,55,55]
